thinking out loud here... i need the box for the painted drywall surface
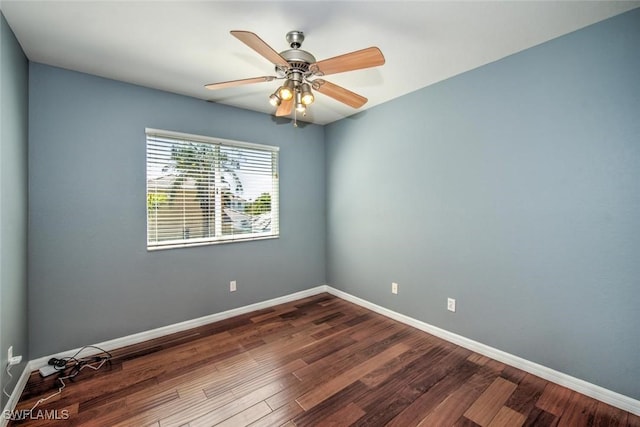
[28,63,326,358]
[0,12,29,406]
[326,9,640,399]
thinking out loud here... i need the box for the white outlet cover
[447,298,456,312]
[230,280,237,292]
[392,282,398,294]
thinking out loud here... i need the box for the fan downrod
[286,31,305,49]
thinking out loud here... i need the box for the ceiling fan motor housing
[277,54,316,82]
[273,31,316,79]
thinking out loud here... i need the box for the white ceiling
[2,1,638,125]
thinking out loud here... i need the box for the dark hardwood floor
[9,293,640,426]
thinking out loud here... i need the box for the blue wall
[28,64,326,357]
[326,9,640,399]
[0,12,29,406]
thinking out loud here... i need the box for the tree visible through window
[146,129,279,250]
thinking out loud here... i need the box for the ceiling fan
[205,30,385,123]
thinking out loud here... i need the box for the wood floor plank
[250,306,297,323]
[212,401,272,427]
[223,360,305,398]
[200,357,304,399]
[213,351,258,373]
[167,366,226,397]
[522,407,559,427]
[504,373,547,417]
[309,322,350,340]
[263,375,323,412]
[300,334,357,365]
[535,382,575,417]
[55,399,118,426]
[487,406,526,427]
[78,376,158,413]
[9,293,637,427]
[384,355,480,427]
[468,353,492,365]
[121,344,199,371]
[346,309,372,322]
[358,336,435,388]
[349,317,396,341]
[126,389,181,413]
[288,304,344,327]
[455,417,483,427]
[295,342,411,410]
[316,402,366,426]
[163,374,294,427]
[112,392,213,427]
[484,359,507,375]
[249,329,321,363]
[500,365,528,384]
[292,322,405,382]
[627,413,640,427]
[357,345,472,412]
[556,391,599,427]
[247,400,303,427]
[463,377,518,426]
[416,370,496,426]
[292,381,370,426]
[594,400,628,426]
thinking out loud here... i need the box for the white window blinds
[146,129,279,250]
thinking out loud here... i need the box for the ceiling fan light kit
[269,91,281,107]
[205,30,385,126]
[278,78,296,101]
[300,83,314,105]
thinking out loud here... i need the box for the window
[146,129,279,250]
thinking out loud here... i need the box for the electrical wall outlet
[392,282,398,295]
[7,346,22,366]
[230,280,237,292]
[447,298,456,312]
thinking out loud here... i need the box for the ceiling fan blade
[311,47,385,76]
[204,76,275,90]
[275,98,293,117]
[313,80,368,108]
[230,31,289,68]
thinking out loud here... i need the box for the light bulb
[300,83,314,105]
[278,80,295,101]
[301,93,314,105]
[269,93,281,107]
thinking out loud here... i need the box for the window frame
[145,128,279,251]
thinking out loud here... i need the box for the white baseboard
[11,284,639,418]
[30,285,327,369]
[325,285,640,416]
[1,361,34,427]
